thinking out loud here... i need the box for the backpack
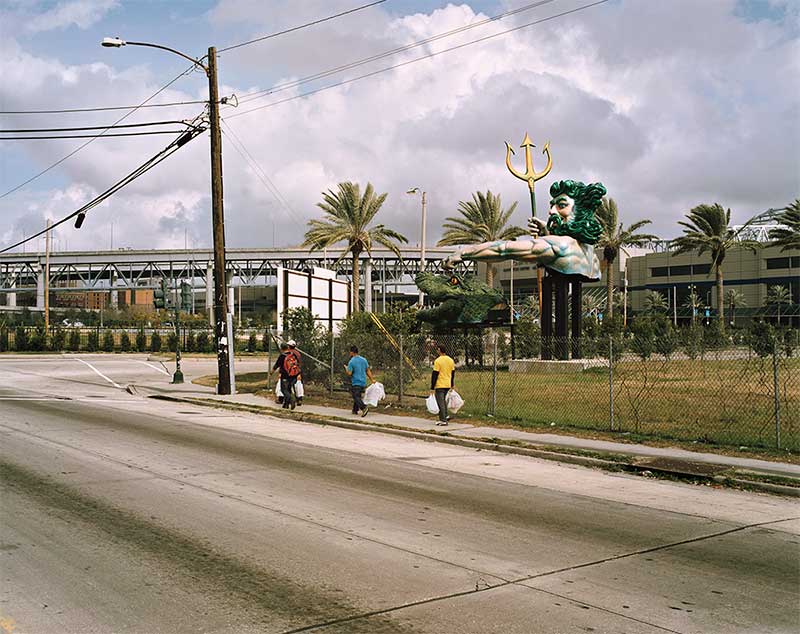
[283,350,301,377]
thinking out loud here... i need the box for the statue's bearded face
[549,194,575,222]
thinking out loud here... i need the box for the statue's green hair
[546,180,606,244]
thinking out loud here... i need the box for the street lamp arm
[124,41,209,73]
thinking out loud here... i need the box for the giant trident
[505,132,552,312]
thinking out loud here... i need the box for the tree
[642,290,669,315]
[682,286,704,325]
[303,182,407,312]
[724,289,747,327]
[766,285,792,325]
[768,199,800,252]
[672,203,759,325]
[437,190,526,286]
[595,197,658,318]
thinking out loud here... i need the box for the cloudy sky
[1,0,798,255]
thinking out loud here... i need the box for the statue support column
[554,277,569,360]
[571,280,582,359]
[206,262,214,325]
[541,275,553,360]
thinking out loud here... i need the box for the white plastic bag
[446,389,464,414]
[274,379,282,397]
[363,382,385,407]
[426,394,439,414]
[295,380,304,398]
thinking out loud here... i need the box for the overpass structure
[0,246,467,312]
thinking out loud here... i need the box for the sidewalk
[133,378,800,486]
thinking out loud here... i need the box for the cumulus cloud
[25,0,119,33]
[1,0,797,254]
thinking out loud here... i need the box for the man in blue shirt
[344,345,375,417]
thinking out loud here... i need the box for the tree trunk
[486,264,494,288]
[716,266,724,326]
[352,251,361,313]
[606,257,615,318]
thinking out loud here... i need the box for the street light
[406,187,427,306]
[102,36,233,394]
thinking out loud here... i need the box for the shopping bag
[295,380,304,398]
[274,379,282,397]
[446,389,464,414]
[426,394,439,414]
[364,382,385,407]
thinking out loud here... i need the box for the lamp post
[101,37,232,394]
[406,187,427,306]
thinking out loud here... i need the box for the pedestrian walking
[287,339,303,405]
[271,342,301,409]
[430,342,455,425]
[344,345,375,417]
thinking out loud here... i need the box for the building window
[670,265,692,276]
[766,257,790,270]
[651,266,669,277]
[792,256,799,268]
[692,263,711,275]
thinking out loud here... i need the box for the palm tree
[302,182,407,312]
[768,199,800,252]
[672,203,760,326]
[766,285,792,325]
[437,190,526,286]
[643,290,669,314]
[724,289,747,327]
[595,197,658,319]
[683,286,704,325]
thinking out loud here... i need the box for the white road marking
[73,358,124,389]
[135,360,171,376]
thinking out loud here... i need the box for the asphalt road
[0,355,798,633]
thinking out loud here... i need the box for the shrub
[68,330,81,351]
[629,318,655,360]
[120,331,131,352]
[102,331,115,352]
[0,328,8,352]
[682,325,702,360]
[247,332,258,353]
[185,331,196,352]
[136,330,147,352]
[167,332,178,353]
[14,327,28,351]
[28,327,46,352]
[51,327,66,351]
[748,320,776,358]
[87,331,99,352]
[196,331,211,353]
[150,332,162,353]
[702,320,727,350]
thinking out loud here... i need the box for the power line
[0,130,191,140]
[0,120,207,254]
[227,0,610,120]
[0,100,208,115]
[0,65,196,200]
[234,0,559,105]
[219,0,389,53]
[0,120,194,133]
[220,119,295,218]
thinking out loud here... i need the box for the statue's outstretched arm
[445,237,556,268]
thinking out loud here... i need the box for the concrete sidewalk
[133,379,800,483]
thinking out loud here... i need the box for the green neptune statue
[445,179,607,281]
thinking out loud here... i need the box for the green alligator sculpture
[415,271,506,326]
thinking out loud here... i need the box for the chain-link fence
[332,328,798,451]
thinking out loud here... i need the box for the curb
[144,392,800,497]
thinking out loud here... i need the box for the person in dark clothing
[430,342,455,425]
[271,343,298,410]
[287,339,303,405]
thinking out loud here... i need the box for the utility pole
[44,219,51,333]
[208,46,232,394]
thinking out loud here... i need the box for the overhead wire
[220,119,295,218]
[218,0,389,53]
[0,100,208,115]
[0,131,193,140]
[0,64,197,200]
[0,116,207,254]
[226,0,610,120]
[233,0,560,105]
[0,120,197,133]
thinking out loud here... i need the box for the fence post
[398,334,404,405]
[330,331,335,397]
[773,339,781,450]
[491,331,498,416]
[608,334,614,431]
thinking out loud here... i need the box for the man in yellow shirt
[430,342,455,425]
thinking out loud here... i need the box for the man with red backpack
[286,340,303,406]
[271,341,302,410]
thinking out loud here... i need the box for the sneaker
[436,421,448,426]
[361,406,369,417]
[446,416,451,421]
[290,399,296,410]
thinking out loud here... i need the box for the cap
[287,339,296,346]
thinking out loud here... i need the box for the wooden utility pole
[208,46,232,394]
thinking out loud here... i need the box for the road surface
[0,355,797,633]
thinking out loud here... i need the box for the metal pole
[491,331,498,416]
[330,330,335,396]
[44,219,51,333]
[510,260,514,324]
[609,334,614,431]
[773,340,781,449]
[172,307,184,384]
[419,191,427,306]
[208,46,232,394]
[398,334,404,405]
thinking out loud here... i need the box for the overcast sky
[1,0,798,255]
